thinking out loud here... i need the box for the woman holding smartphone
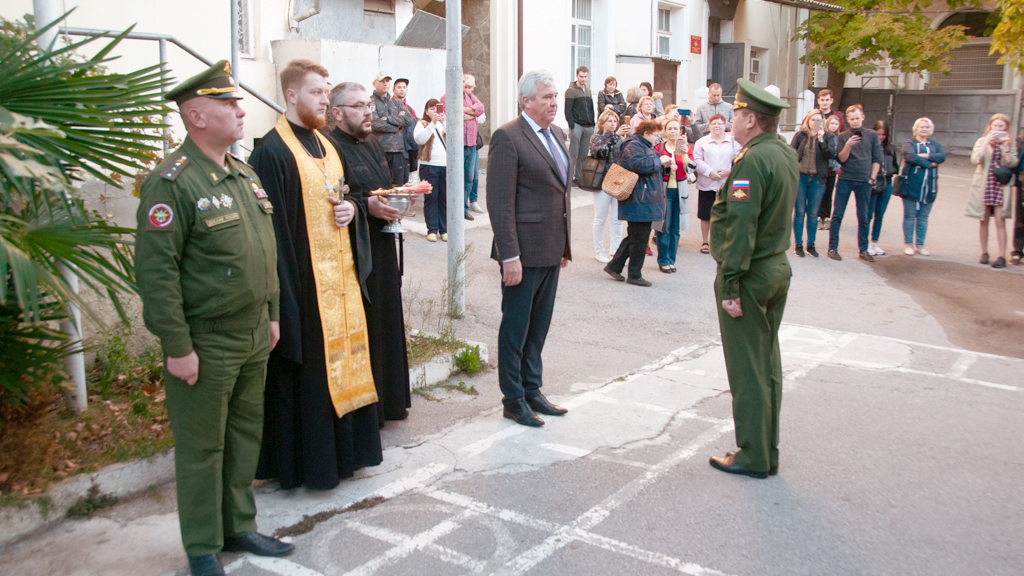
[967,113,1019,268]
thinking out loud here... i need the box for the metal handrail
[59,27,285,116]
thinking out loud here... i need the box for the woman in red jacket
[653,117,690,273]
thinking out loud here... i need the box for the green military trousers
[164,316,270,557]
[714,253,791,473]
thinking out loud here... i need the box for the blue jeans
[866,182,893,243]
[656,186,680,266]
[463,146,479,209]
[793,174,825,247]
[902,198,933,246]
[828,179,871,252]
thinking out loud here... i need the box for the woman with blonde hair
[966,113,1019,268]
[790,109,835,258]
[588,109,632,261]
[624,86,641,117]
[900,117,945,255]
[629,96,656,129]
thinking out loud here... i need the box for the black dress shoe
[709,452,769,479]
[503,399,544,427]
[222,532,295,557]
[726,451,777,475]
[603,265,625,282]
[526,394,568,416]
[188,554,225,576]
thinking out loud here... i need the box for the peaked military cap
[165,60,242,107]
[732,79,789,117]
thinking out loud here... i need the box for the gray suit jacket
[488,115,572,267]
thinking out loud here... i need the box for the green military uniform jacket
[710,131,799,298]
[135,137,280,358]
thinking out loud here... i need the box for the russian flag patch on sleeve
[730,180,750,201]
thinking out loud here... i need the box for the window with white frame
[571,0,593,73]
[657,7,671,57]
[237,0,254,59]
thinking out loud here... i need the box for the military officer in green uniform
[708,80,799,480]
[135,61,294,576]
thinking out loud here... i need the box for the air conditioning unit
[750,58,761,75]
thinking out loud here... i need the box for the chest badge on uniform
[146,201,175,230]
[250,180,268,199]
[197,197,211,211]
[220,194,233,208]
[731,180,750,201]
[211,195,222,209]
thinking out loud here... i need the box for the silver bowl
[381,193,415,234]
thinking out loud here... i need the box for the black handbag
[891,166,907,198]
[992,165,1013,185]
[578,156,607,191]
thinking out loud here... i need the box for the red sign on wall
[691,36,702,55]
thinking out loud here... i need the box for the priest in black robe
[249,60,382,491]
[328,81,413,425]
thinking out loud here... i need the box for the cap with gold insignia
[164,60,242,107]
[373,71,392,82]
[732,79,789,117]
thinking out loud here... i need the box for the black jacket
[597,90,626,116]
[564,82,595,128]
[790,129,836,183]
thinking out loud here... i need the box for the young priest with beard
[249,59,383,491]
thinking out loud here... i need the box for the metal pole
[159,38,170,156]
[445,0,466,317]
[229,0,241,157]
[33,0,87,413]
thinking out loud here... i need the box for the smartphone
[680,109,691,116]
[436,102,445,114]
[851,129,862,138]
[992,131,1007,140]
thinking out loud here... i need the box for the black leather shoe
[727,451,777,475]
[188,554,225,576]
[222,532,295,557]
[709,452,769,479]
[603,265,625,282]
[503,399,544,427]
[526,394,568,416]
[626,276,652,287]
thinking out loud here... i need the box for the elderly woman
[790,109,835,258]
[967,113,1020,268]
[693,114,741,254]
[413,98,447,241]
[901,117,946,256]
[589,109,632,262]
[653,117,690,272]
[630,96,657,130]
[598,77,626,116]
[603,119,670,287]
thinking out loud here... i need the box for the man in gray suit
[488,70,573,427]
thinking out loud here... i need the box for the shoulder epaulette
[161,155,191,181]
[228,151,253,168]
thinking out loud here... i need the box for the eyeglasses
[336,102,372,111]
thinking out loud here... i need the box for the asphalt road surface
[3,152,1021,576]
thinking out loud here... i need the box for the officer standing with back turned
[135,61,294,576]
[708,79,799,480]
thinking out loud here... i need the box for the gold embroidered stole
[274,115,377,417]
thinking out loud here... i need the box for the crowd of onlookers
[574,77,1024,284]
[369,69,1023,276]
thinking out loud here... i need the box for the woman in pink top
[692,114,741,253]
[629,97,656,129]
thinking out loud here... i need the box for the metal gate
[840,88,1022,155]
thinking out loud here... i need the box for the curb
[0,338,487,547]
[407,332,489,390]
[0,450,176,547]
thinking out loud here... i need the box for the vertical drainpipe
[230,0,241,157]
[33,0,88,413]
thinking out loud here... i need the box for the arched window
[932,12,1002,89]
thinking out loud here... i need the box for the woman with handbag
[866,119,899,256]
[790,109,835,258]
[603,119,670,287]
[653,117,690,272]
[900,118,946,256]
[966,113,1019,268]
[413,99,448,242]
[693,114,740,255]
[588,110,631,262]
